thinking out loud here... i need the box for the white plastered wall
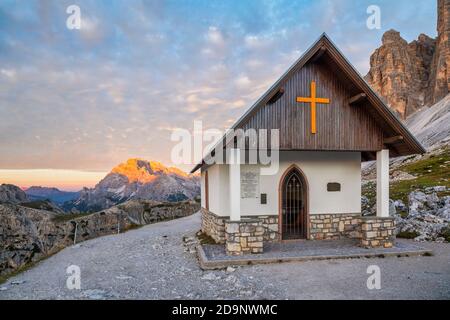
[202,151,361,217]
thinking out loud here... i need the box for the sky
[0,0,437,191]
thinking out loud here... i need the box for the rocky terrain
[365,0,450,118]
[0,160,201,280]
[0,199,200,279]
[362,1,450,243]
[25,187,80,205]
[64,159,200,213]
[0,184,28,204]
[1,213,449,300]
[362,110,450,242]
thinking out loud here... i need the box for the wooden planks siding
[240,60,384,151]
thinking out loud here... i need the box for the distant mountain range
[24,186,80,204]
[63,159,200,213]
[1,159,200,213]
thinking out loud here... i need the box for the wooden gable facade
[191,34,425,173]
[240,60,384,152]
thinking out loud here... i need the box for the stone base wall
[201,208,226,244]
[309,213,362,240]
[201,208,279,244]
[201,209,400,247]
[225,219,264,255]
[258,215,280,242]
[361,217,395,248]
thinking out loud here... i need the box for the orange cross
[296,81,330,134]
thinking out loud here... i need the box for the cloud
[1,68,16,79]
[235,74,252,90]
[80,16,104,42]
[206,26,226,47]
[0,0,437,177]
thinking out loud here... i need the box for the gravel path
[1,212,449,300]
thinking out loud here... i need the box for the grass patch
[399,211,409,218]
[397,231,420,239]
[122,223,142,232]
[362,181,376,210]
[20,200,54,211]
[51,212,92,223]
[439,225,450,242]
[390,147,450,204]
[0,262,36,285]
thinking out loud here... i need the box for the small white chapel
[191,34,425,256]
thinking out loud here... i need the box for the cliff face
[366,0,450,118]
[430,0,450,104]
[0,184,28,204]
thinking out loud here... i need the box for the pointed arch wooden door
[280,166,308,240]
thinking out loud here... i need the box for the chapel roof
[191,33,425,173]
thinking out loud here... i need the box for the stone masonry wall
[258,215,280,242]
[201,209,279,244]
[309,213,362,240]
[225,219,264,255]
[201,208,226,244]
[361,217,396,248]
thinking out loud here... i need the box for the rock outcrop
[64,159,200,213]
[394,187,450,242]
[0,184,28,204]
[0,199,200,277]
[365,0,450,118]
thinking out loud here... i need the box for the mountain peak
[66,158,200,212]
[111,158,188,184]
[366,0,450,118]
[381,29,406,45]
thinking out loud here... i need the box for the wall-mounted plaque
[241,167,260,198]
[260,193,267,204]
[327,182,341,192]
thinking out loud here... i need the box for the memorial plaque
[327,182,341,192]
[241,167,260,198]
[260,193,267,204]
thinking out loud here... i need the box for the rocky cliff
[0,184,28,204]
[64,159,200,213]
[365,0,450,118]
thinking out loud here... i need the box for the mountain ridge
[24,186,80,204]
